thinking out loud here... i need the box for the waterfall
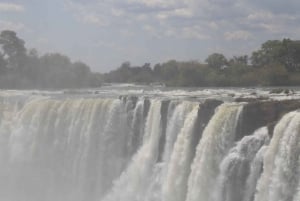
[144,101,197,201]
[162,104,199,201]
[186,103,243,201]
[127,99,145,156]
[243,145,268,201]
[1,91,300,201]
[161,101,196,163]
[102,100,162,201]
[215,127,269,201]
[0,97,145,201]
[254,111,300,201]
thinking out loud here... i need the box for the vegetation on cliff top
[1,30,300,88]
[104,39,300,87]
[0,30,101,89]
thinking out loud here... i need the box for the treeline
[2,29,300,88]
[0,30,101,89]
[104,39,300,87]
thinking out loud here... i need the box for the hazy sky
[1,0,300,72]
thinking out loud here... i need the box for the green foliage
[0,30,26,71]
[251,39,300,72]
[205,53,228,69]
[103,62,155,84]
[256,63,289,86]
[1,30,300,88]
[0,53,7,73]
[229,55,248,66]
[105,58,294,87]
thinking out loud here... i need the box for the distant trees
[104,39,300,87]
[0,53,7,73]
[104,62,155,83]
[229,55,248,66]
[251,39,300,72]
[205,53,227,69]
[0,30,101,89]
[1,29,300,88]
[0,30,26,72]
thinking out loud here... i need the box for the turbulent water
[0,87,300,201]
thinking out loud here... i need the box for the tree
[73,61,91,77]
[229,55,248,66]
[250,39,300,71]
[251,40,283,67]
[0,53,7,73]
[160,60,179,84]
[205,53,227,69]
[0,30,26,71]
[120,61,131,69]
[73,61,92,86]
[281,39,300,72]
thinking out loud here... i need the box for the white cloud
[136,14,148,21]
[181,26,211,40]
[156,7,193,20]
[127,0,180,9]
[143,24,155,32]
[111,8,124,17]
[258,23,282,33]
[65,0,300,46]
[82,13,109,26]
[36,37,49,44]
[96,40,123,51]
[0,20,25,31]
[0,2,24,12]
[65,0,109,26]
[148,25,210,40]
[120,29,135,37]
[247,11,273,21]
[244,10,300,34]
[224,30,252,40]
[208,21,219,30]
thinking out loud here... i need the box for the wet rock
[129,96,138,109]
[235,96,269,102]
[157,100,171,162]
[236,99,300,140]
[269,88,295,95]
[191,99,223,156]
[143,99,151,118]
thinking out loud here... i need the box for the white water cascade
[0,90,300,201]
[186,103,243,201]
[162,104,199,201]
[254,111,300,201]
[215,127,270,201]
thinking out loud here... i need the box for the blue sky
[1,0,300,72]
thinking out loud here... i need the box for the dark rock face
[236,99,300,140]
[269,88,295,95]
[143,99,151,118]
[157,100,171,162]
[119,96,139,109]
[235,97,269,102]
[191,99,223,156]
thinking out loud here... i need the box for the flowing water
[0,86,300,201]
